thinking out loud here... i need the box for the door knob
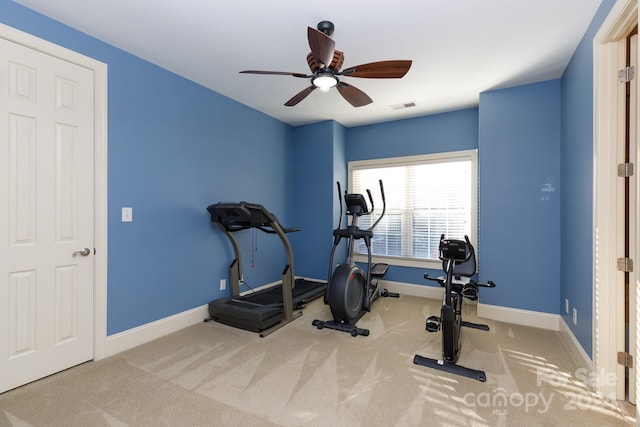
[73,248,91,257]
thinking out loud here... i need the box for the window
[349,149,477,270]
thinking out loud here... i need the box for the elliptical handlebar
[336,181,344,231]
[333,179,386,231]
[368,180,386,231]
[366,189,374,213]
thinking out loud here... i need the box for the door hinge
[618,162,634,178]
[618,352,634,368]
[617,257,634,272]
[619,66,635,83]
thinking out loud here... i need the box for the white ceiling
[13,0,603,128]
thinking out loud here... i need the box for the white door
[0,37,95,393]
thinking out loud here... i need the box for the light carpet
[0,295,635,426]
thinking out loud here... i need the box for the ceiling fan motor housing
[316,21,335,37]
[307,50,344,73]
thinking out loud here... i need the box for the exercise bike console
[440,238,470,262]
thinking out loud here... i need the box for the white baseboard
[99,276,325,359]
[558,316,593,374]
[99,304,209,359]
[384,281,563,332]
[381,280,444,299]
[477,302,560,331]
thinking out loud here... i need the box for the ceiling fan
[240,21,412,107]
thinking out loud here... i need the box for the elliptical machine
[312,180,399,337]
[413,234,495,381]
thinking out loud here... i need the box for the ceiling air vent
[390,101,416,110]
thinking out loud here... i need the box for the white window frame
[349,149,478,271]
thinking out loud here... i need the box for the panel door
[0,37,95,393]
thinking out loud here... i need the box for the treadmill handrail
[257,226,300,234]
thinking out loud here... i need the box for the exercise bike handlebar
[423,273,496,288]
[423,234,497,289]
[423,235,472,286]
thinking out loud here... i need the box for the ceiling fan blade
[339,60,412,78]
[240,70,309,78]
[307,27,335,69]
[285,86,316,106]
[336,82,373,107]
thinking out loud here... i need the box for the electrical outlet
[220,279,226,291]
[564,298,569,314]
[573,308,577,325]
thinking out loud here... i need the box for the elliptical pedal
[379,288,400,298]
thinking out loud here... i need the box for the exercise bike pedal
[425,316,440,332]
[462,283,478,301]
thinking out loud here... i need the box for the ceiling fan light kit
[240,21,412,107]
[312,73,338,92]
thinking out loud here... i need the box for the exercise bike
[312,180,399,337]
[413,235,495,382]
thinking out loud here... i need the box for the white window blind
[349,150,477,268]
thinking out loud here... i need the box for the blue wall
[560,0,617,356]
[331,122,349,275]
[0,0,295,334]
[346,108,479,161]
[478,80,561,313]
[290,121,346,280]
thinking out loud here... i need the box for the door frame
[0,23,109,361]
[593,0,638,402]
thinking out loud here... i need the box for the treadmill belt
[242,278,326,306]
[208,278,326,333]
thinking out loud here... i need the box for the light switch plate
[122,207,133,222]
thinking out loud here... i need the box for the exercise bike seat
[370,263,389,278]
[439,239,477,293]
[442,247,476,277]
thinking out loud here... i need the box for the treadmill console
[207,202,276,230]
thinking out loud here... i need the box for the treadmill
[205,201,326,337]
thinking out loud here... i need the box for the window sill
[354,254,441,271]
